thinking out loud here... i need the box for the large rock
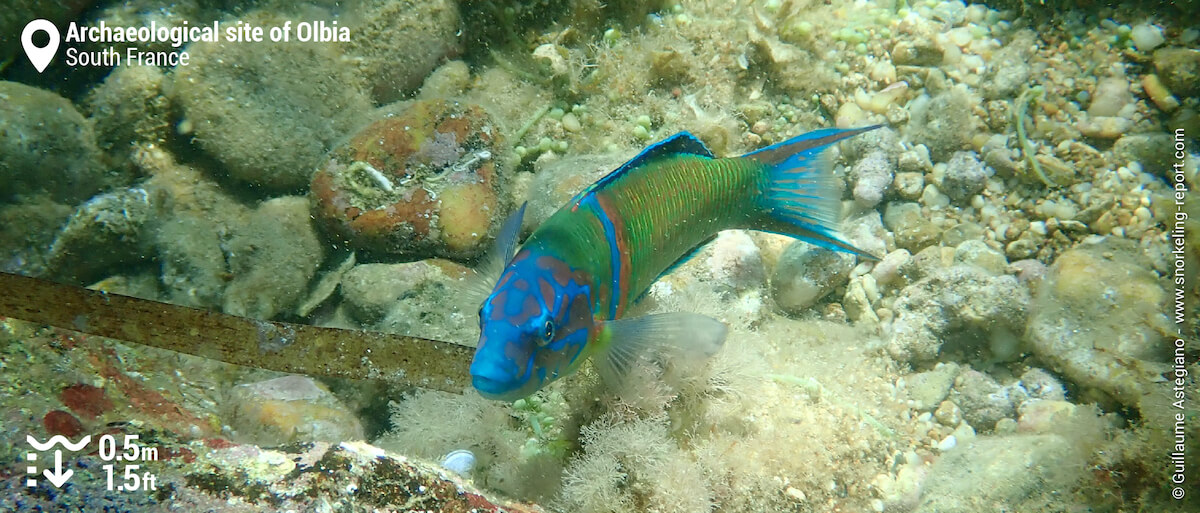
[310,100,509,261]
[915,434,1090,512]
[1026,238,1173,408]
[223,196,324,319]
[173,10,372,190]
[346,0,461,104]
[0,82,111,203]
[229,375,364,446]
[887,265,1029,363]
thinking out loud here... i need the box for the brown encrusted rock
[311,100,508,261]
[228,375,364,446]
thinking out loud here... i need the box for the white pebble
[862,274,880,302]
[1134,206,1152,223]
[936,434,958,451]
[441,449,476,476]
[561,112,582,132]
[1130,23,1165,51]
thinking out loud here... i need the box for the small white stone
[441,449,476,476]
[1130,23,1165,51]
[936,434,957,451]
[785,486,807,501]
[561,112,582,132]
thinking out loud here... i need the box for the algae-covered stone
[418,60,472,100]
[372,260,477,345]
[155,214,231,310]
[346,0,461,104]
[1153,47,1200,98]
[849,151,894,208]
[704,230,767,294]
[1017,368,1067,403]
[84,65,173,171]
[940,151,988,204]
[941,222,984,247]
[341,260,467,326]
[1112,133,1176,180]
[949,369,1015,430]
[915,434,1089,512]
[0,198,73,276]
[870,248,912,288]
[905,362,961,411]
[842,210,889,260]
[980,32,1033,100]
[1026,238,1173,408]
[893,171,925,200]
[1088,76,1134,117]
[912,87,975,161]
[952,240,1007,275]
[173,11,372,190]
[0,82,111,203]
[888,265,1029,363]
[45,187,154,284]
[771,243,855,314]
[883,202,940,253]
[891,41,943,66]
[223,196,324,319]
[229,375,364,446]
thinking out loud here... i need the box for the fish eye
[541,320,555,344]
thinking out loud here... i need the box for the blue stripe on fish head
[470,249,595,401]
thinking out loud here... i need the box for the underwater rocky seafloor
[1,0,1199,511]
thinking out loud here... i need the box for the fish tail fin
[742,125,882,261]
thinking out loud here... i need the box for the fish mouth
[471,374,526,401]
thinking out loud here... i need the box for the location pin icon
[22,19,60,73]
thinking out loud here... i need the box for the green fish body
[471,127,879,400]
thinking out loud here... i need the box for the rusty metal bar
[0,271,473,393]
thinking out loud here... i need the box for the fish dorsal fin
[592,131,715,190]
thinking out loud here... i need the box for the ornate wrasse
[470,126,880,400]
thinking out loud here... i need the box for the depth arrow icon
[43,450,72,488]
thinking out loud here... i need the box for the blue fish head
[470,250,594,401]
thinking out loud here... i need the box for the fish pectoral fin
[483,201,528,275]
[595,312,728,386]
[460,202,528,309]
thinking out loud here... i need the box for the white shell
[441,449,476,476]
